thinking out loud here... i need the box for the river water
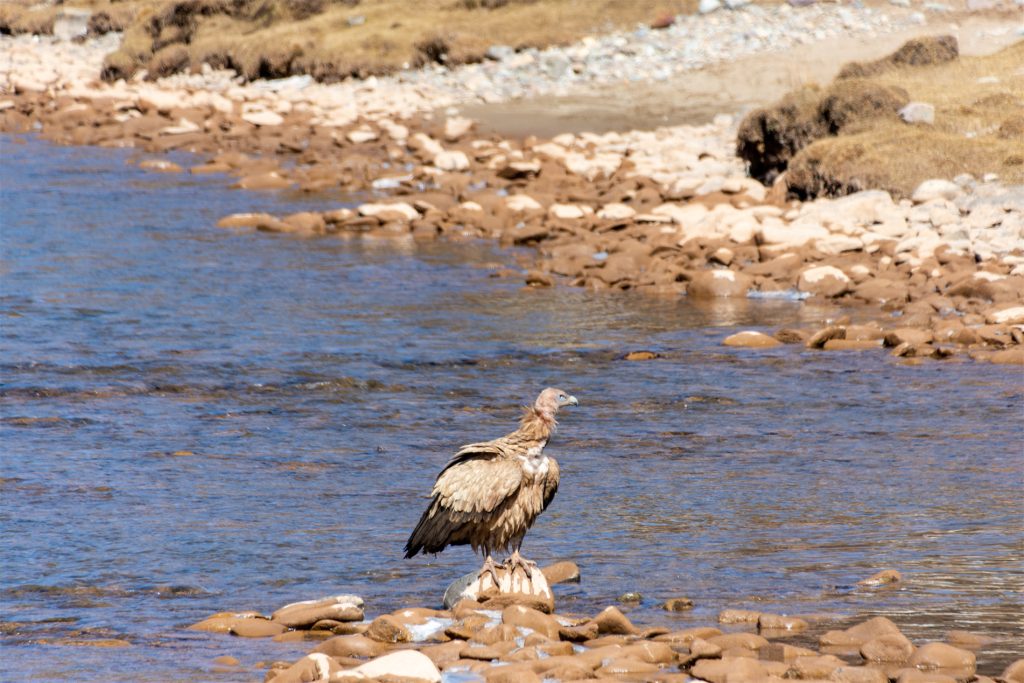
[1,136,1022,681]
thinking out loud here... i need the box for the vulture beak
[567,395,579,407]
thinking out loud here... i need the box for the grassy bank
[2,0,701,82]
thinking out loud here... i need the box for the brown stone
[690,656,772,683]
[484,664,542,683]
[559,621,599,642]
[593,606,638,635]
[896,670,958,683]
[823,618,905,651]
[654,627,722,645]
[759,643,818,662]
[861,633,915,662]
[597,657,660,676]
[365,615,411,643]
[313,634,389,659]
[858,569,902,586]
[807,326,846,348]
[621,641,676,664]
[502,605,561,640]
[690,637,723,658]
[420,640,466,668]
[775,328,810,344]
[1002,659,1024,682]
[187,612,264,633]
[232,172,294,190]
[662,597,694,611]
[723,331,781,348]
[908,642,975,670]
[228,618,287,638]
[991,348,1024,365]
[718,608,762,624]
[789,654,846,679]
[758,613,809,632]
[831,665,890,683]
[707,632,769,652]
[272,595,364,628]
[824,339,883,351]
[281,212,327,235]
[688,269,754,298]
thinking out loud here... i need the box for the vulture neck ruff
[519,406,557,441]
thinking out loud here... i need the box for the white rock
[987,306,1024,324]
[459,201,483,212]
[817,234,864,254]
[444,116,474,141]
[434,150,470,171]
[347,128,378,144]
[160,118,201,135]
[759,221,829,247]
[410,133,444,157]
[800,265,850,285]
[351,651,441,682]
[242,110,284,127]
[358,202,419,221]
[563,153,621,180]
[700,0,723,13]
[912,179,962,204]
[549,203,587,220]
[899,102,935,125]
[597,203,637,220]
[505,195,543,212]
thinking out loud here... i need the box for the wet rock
[540,560,580,585]
[718,608,762,624]
[832,665,890,683]
[775,328,810,344]
[213,655,240,667]
[760,643,819,662]
[1002,659,1024,682]
[799,265,852,297]
[759,613,809,632]
[662,597,694,611]
[313,634,390,658]
[691,656,776,683]
[806,325,846,348]
[687,269,753,298]
[655,626,723,645]
[624,350,659,360]
[909,642,976,670]
[525,270,553,287]
[821,617,902,647]
[138,159,182,173]
[232,172,293,191]
[558,621,599,642]
[502,605,560,640]
[618,591,642,603]
[463,565,554,614]
[366,614,412,643]
[593,606,638,635]
[358,201,419,222]
[824,339,883,351]
[723,331,781,348]
[858,569,902,586]
[485,665,541,683]
[707,632,769,652]
[268,653,345,683]
[187,612,265,633]
[282,212,326,235]
[896,670,959,683]
[790,654,846,678]
[420,640,466,668]
[861,633,916,662]
[690,637,723,658]
[349,650,442,682]
[597,657,660,676]
[229,618,288,638]
[272,595,364,628]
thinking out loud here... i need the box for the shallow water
[1,136,1022,681]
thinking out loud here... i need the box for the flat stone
[912,179,962,204]
[593,606,637,635]
[724,331,781,348]
[909,642,976,670]
[858,569,902,586]
[688,269,753,298]
[799,265,852,297]
[861,633,916,662]
[272,595,364,628]
[365,614,412,643]
[350,650,442,682]
[242,111,284,127]
[540,560,580,585]
[229,618,287,638]
[434,150,470,171]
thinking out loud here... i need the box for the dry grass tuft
[739,37,1024,199]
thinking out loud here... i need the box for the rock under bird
[404,387,579,580]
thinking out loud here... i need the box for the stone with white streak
[798,265,852,297]
[434,150,470,171]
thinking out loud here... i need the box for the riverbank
[187,575,1024,682]
[4,14,1022,365]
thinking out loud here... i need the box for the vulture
[404,387,578,580]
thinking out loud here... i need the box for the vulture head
[535,387,579,420]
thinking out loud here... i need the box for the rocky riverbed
[4,23,1022,365]
[188,565,1024,682]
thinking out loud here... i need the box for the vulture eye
[558,394,567,402]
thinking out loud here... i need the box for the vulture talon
[478,555,502,588]
[505,550,538,579]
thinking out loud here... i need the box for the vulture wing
[542,457,560,511]
[403,446,524,558]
